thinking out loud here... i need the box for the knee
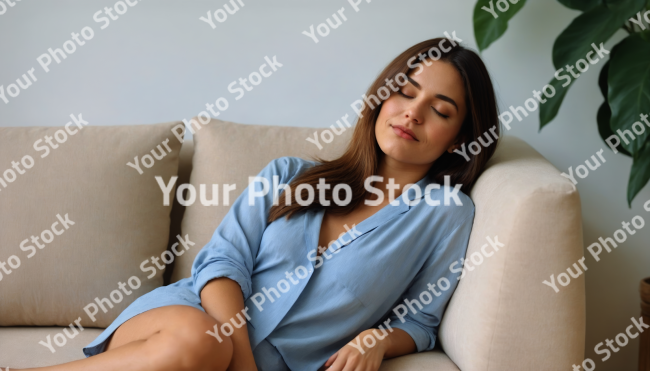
[176,328,233,371]
[159,308,234,371]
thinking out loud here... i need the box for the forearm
[382,327,417,359]
[200,277,257,370]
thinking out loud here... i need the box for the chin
[382,148,415,163]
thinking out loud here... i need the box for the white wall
[1,0,647,369]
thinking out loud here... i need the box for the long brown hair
[268,37,500,223]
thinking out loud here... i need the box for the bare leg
[16,305,233,371]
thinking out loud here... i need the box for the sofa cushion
[0,326,459,369]
[172,118,352,282]
[0,327,105,368]
[378,349,460,371]
[0,120,184,327]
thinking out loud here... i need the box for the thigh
[105,305,213,351]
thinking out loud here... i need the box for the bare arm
[382,327,417,358]
[200,277,257,371]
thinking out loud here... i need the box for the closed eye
[398,90,414,99]
[432,107,450,119]
[399,90,449,118]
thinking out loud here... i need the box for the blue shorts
[82,277,289,371]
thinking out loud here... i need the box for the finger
[325,351,339,367]
[327,351,350,371]
[341,357,359,371]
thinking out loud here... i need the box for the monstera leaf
[557,0,601,11]
[608,32,650,155]
[605,32,650,204]
[629,141,650,206]
[473,0,650,206]
[473,0,527,51]
[539,0,645,128]
[597,60,632,157]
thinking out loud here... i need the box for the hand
[322,329,387,371]
[227,356,258,371]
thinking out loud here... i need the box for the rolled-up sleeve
[190,156,309,301]
[386,209,475,352]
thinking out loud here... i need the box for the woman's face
[375,59,467,168]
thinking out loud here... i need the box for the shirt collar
[402,171,435,202]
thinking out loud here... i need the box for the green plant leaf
[597,102,633,156]
[627,139,650,206]
[608,32,650,155]
[538,78,570,130]
[598,60,609,97]
[538,0,646,129]
[552,1,643,69]
[596,61,632,156]
[473,0,527,51]
[597,102,615,148]
[557,0,602,11]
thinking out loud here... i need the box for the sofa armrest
[439,136,585,370]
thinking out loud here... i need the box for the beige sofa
[0,118,585,370]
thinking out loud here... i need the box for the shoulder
[436,184,474,218]
[260,156,319,183]
[407,186,475,258]
[419,180,474,211]
[410,182,475,231]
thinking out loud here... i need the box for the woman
[14,37,499,371]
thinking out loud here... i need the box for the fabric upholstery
[379,349,460,371]
[438,136,586,370]
[0,327,104,367]
[0,122,183,327]
[0,326,460,369]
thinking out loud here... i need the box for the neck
[372,154,431,201]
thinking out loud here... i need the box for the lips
[391,124,418,141]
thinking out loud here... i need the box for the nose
[404,101,426,124]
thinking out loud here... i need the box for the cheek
[376,99,400,137]
[376,103,401,149]
[426,125,459,143]
[379,97,403,118]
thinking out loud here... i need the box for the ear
[446,141,461,153]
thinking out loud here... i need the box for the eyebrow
[406,75,459,112]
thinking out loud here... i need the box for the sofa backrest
[0,122,184,328]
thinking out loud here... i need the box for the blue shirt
[191,156,475,370]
